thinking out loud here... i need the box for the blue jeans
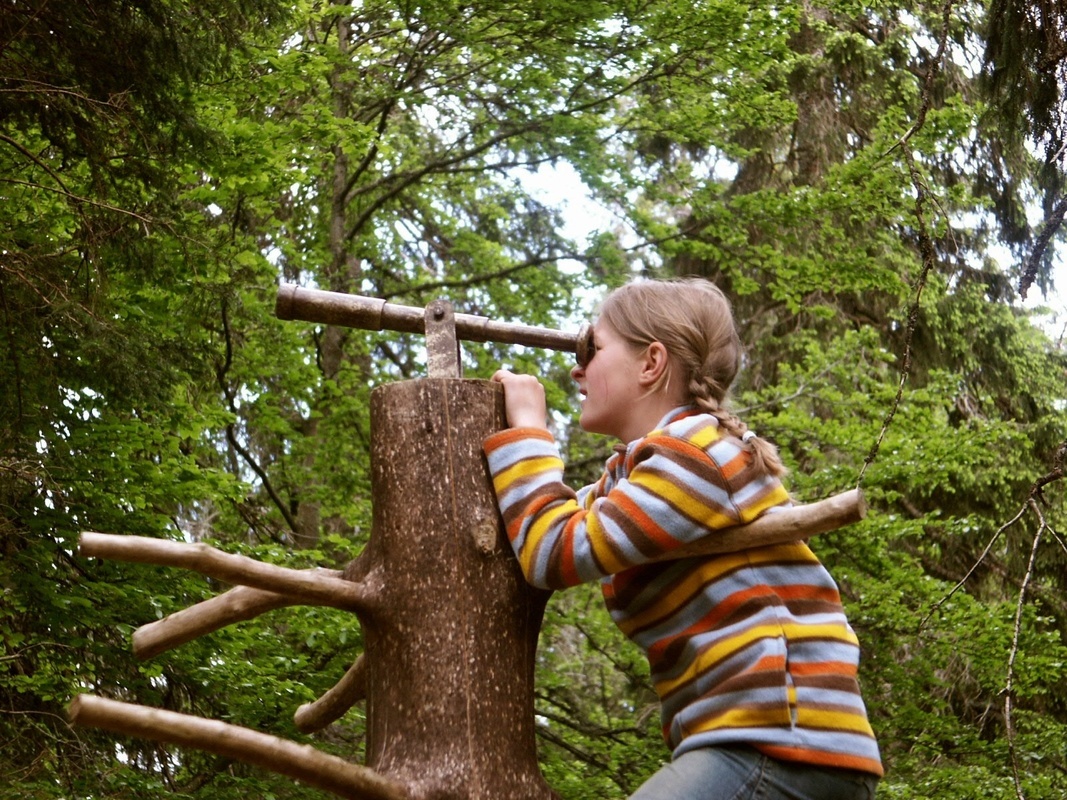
[628,746,879,800]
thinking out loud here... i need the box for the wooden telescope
[275,283,593,376]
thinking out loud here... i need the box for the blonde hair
[598,277,787,477]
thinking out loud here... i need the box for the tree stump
[345,378,557,800]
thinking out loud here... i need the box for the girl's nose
[570,363,584,381]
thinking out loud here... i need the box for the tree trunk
[345,378,557,800]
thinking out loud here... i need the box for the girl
[483,278,881,800]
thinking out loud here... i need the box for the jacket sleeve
[483,427,790,590]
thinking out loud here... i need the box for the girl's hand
[491,369,548,430]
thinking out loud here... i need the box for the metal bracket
[425,299,462,378]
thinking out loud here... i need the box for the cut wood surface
[68,694,409,800]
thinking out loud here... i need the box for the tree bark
[345,378,557,800]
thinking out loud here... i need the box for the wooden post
[345,378,557,800]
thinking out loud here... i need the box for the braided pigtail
[600,277,787,479]
[688,372,787,478]
[718,410,787,478]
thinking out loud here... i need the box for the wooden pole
[650,488,866,562]
[69,695,408,800]
[78,534,366,609]
[276,284,585,356]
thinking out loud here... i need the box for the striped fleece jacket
[483,406,883,777]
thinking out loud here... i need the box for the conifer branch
[1004,499,1046,800]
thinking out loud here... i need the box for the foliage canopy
[2,1,1066,798]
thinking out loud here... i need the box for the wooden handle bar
[276,284,590,359]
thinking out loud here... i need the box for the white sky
[522,162,1067,346]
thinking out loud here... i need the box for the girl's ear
[637,341,671,387]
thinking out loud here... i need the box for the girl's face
[570,321,648,441]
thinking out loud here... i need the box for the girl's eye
[576,324,597,367]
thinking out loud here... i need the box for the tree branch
[294,654,367,733]
[217,297,302,534]
[68,695,409,800]
[921,441,1067,630]
[79,533,369,611]
[859,0,954,486]
[1019,192,1067,299]
[133,583,340,660]
[1004,499,1046,800]
[649,489,866,563]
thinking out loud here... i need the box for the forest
[2,0,1066,798]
